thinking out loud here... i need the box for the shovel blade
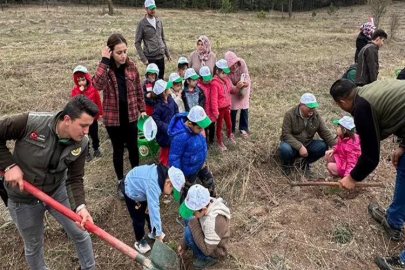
[145,241,179,270]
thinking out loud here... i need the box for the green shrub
[257,10,266,19]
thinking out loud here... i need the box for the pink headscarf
[197,35,212,66]
[360,22,376,39]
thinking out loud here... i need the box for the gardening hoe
[290,181,384,188]
[0,171,179,270]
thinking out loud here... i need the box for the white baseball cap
[177,56,189,65]
[184,68,199,80]
[199,66,212,82]
[144,0,156,9]
[333,116,355,131]
[169,72,182,83]
[143,117,157,141]
[153,79,172,95]
[73,65,88,74]
[145,63,159,75]
[215,59,230,74]
[300,93,319,108]
[187,105,211,129]
[179,184,211,218]
[168,167,185,202]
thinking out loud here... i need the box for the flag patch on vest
[71,147,82,156]
[29,131,46,142]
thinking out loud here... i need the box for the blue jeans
[8,183,95,270]
[385,155,405,261]
[231,109,248,133]
[184,221,210,260]
[278,140,327,165]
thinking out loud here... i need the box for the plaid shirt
[92,58,145,126]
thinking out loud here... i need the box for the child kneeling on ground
[177,184,231,269]
[120,164,185,253]
[325,116,361,180]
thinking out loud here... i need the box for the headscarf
[360,22,376,39]
[197,35,212,66]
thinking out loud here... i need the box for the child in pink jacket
[211,59,236,151]
[325,116,361,179]
[197,66,218,144]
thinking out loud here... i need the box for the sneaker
[375,256,405,270]
[86,152,92,162]
[193,257,219,269]
[229,134,237,145]
[147,232,166,240]
[93,149,102,158]
[176,217,186,228]
[368,203,403,241]
[117,180,125,201]
[134,239,151,254]
[240,130,249,138]
[217,142,227,151]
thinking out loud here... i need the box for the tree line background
[3,0,371,11]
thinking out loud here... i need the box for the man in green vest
[0,95,98,270]
[330,79,405,270]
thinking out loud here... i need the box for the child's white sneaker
[217,142,227,151]
[134,239,151,254]
[147,232,165,240]
[229,134,237,145]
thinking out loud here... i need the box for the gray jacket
[135,16,170,62]
[355,42,379,86]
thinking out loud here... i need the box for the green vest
[357,80,405,141]
[5,112,88,204]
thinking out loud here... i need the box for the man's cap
[143,117,157,141]
[300,93,319,108]
[333,116,355,131]
[146,63,159,75]
[187,106,212,129]
[184,68,199,80]
[177,56,189,65]
[168,167,185,202]
[169,72,182,83]
[144,0,156,9]
[73,65,88,74]
[199,66,212,82]
[215,59,230,74]
[179,184,210,218]
[153,79,172,95]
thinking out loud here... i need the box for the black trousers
[88,120,100,151]
[180,163,216,204]
[121,181,151,242]
[147,57,165,80]
[0,177,8,207]
[106,121,139,180]
[205,121,216,144]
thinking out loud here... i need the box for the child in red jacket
[211,59,236,151]
[71,65,103,161]
[325,116,361,179]
[198,66,217,144]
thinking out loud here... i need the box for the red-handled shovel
[0,171,154,268]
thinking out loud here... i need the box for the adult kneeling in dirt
[330,79,405,270]
[0,95,97,270]
[278,93,336,177]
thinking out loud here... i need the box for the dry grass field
[1,2,405,269]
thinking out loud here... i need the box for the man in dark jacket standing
[0,95,98,270]
[278,93,336,176]
[355,29,387,86]
[135,0,172,79]
[330,79,405,270]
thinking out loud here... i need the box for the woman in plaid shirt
[93,33,146,199]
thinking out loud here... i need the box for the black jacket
[397,68,405,80]
[354,32,370,63]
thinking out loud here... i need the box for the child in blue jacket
[168,106,216,202]
[121,164,185,254]
[152,79,178,166]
